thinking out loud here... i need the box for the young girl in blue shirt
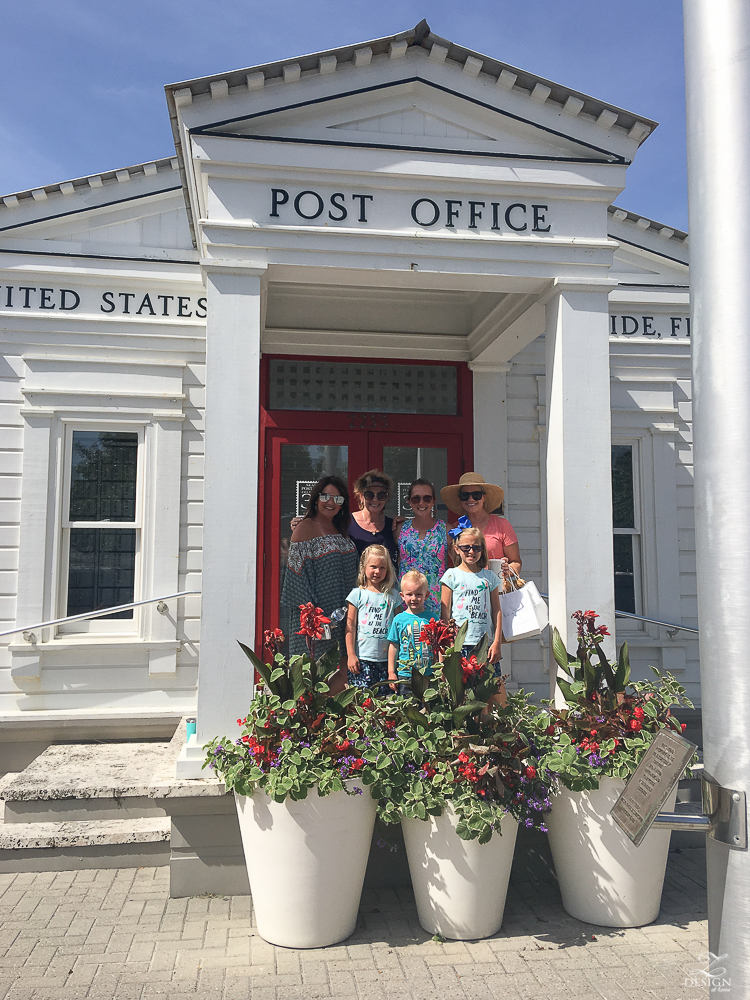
[440,526,503,665]
[345,544,400,691]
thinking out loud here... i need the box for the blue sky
[0,0,688,230]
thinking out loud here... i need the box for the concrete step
[0,816,171,873]
[2,739,180,822]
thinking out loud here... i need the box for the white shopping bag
[499,580,549,642]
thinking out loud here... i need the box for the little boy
[387,570,433,693]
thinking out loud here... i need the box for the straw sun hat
[440,473,505,515]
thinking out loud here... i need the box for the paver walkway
[0,838,709,1000]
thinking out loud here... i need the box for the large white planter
[402,806,518,940]
[547,776,677,927]
[235,784,376,948]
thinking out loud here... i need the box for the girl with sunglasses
[440,526,503,668]
[396,477,448,617]
[440,472,522,579]
[348,469,399,569]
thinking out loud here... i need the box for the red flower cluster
[419,618,458,659]
[578,736,600,754]
[242,734,278,767]
[461,654,484,684]
[421,761,437,780]
[298,603,331,640]
[263,628,284,654]
[524,765,537,779]
[629,718,643,732]
[633,706,645,719]
[350,758,365,771]
[456,750,479,784]
[572,609,611,641]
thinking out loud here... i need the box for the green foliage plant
[205,614,395,801]
[374,619,553,844]
[531,611,695,792]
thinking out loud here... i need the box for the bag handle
[504,565,524,593]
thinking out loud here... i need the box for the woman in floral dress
[396,478,448,618]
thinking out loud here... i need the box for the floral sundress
[398,519,448,617]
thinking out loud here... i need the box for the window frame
[57,421,146,636]
[611,439,644,631]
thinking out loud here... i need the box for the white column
[544,282,615,697]
[469,362,510,491]
[469,362,513,683]
[177,262,266,777]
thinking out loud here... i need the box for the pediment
[197,78,619,163]
[1,188,193,252]
[330,107,494,141]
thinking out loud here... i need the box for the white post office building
[0,23,695,774]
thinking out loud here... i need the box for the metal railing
[539,594,698,637]
[0,591,201,642]
[612,609,698,636]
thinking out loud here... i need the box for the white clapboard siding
[178,363,205,668]
[505,337,547,701]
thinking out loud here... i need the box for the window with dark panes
[612,444,640,616]
[64,431,140,625]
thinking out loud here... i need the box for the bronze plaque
[611,728,697,846]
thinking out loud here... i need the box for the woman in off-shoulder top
[280,475,358,691]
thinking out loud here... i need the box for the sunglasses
[364,490,388,501]
[458,490,485,502]
[457,544,483,553]
[319,493,345,505]
[409,494,434,504]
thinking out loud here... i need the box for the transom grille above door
[268,360,457,415]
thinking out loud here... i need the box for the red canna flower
[263,628,285,654]
[419,618,458,659]
[297,603,331,640]
[461,654,483,683]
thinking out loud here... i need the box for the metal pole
[683,0,750,988]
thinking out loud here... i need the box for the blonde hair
[452,526,488,569]
[357,544,396,592]
[400,569,429,594]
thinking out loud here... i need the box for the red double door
[258,424,468,643]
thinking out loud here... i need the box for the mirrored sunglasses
[457,544,483,553]
[458,490,485,502]
[409,494,434,504]
[319,493,345,505]
[364,490,388,501]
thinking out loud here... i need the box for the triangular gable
[194,78,628,165]
[0,168,194,256]
[330,107,493,141]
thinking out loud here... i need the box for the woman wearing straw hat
[440,473,522,577]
